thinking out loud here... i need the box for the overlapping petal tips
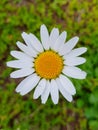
[21,32,32,48]
[56,78,73,102]
[16,41,37,57]
[59,36,79,56]
[41,80,50,104]
[22,32,44,52]
[59,74,76,95]
[16,73,40,95]
[29,33,44,52]
[10,50,33,61]
[52,31,67,51]
[33,79,46,99]
[63,47,87,58]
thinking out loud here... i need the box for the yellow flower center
[34,51,63,79]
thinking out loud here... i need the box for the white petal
[49,28,59,48]
[16,74,33,92]
[40,24,49,50]
[63,66,87,79]
[29,33,44,52]
[10,68,35,78]
[59,74,76,95]
[21,32,33,48]
[19,74,40,95]
[33,79,46,99]
[7,60,33,68]
[41,80,50,104]
[59,36,79,55]
[50,80,59,104]
[64,57,86,66]
[56,78,73,102]
[64,47,87,59]
[16,41,38,57]
[10,51,33,61]
[52,31,67,51]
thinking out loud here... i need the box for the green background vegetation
[0,0,98,130]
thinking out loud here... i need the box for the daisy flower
[7,24,87,104]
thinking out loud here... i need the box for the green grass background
[0,0,98,130]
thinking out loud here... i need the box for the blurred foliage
[0,0,98,130]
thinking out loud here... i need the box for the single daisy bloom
[7,24,87,104]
